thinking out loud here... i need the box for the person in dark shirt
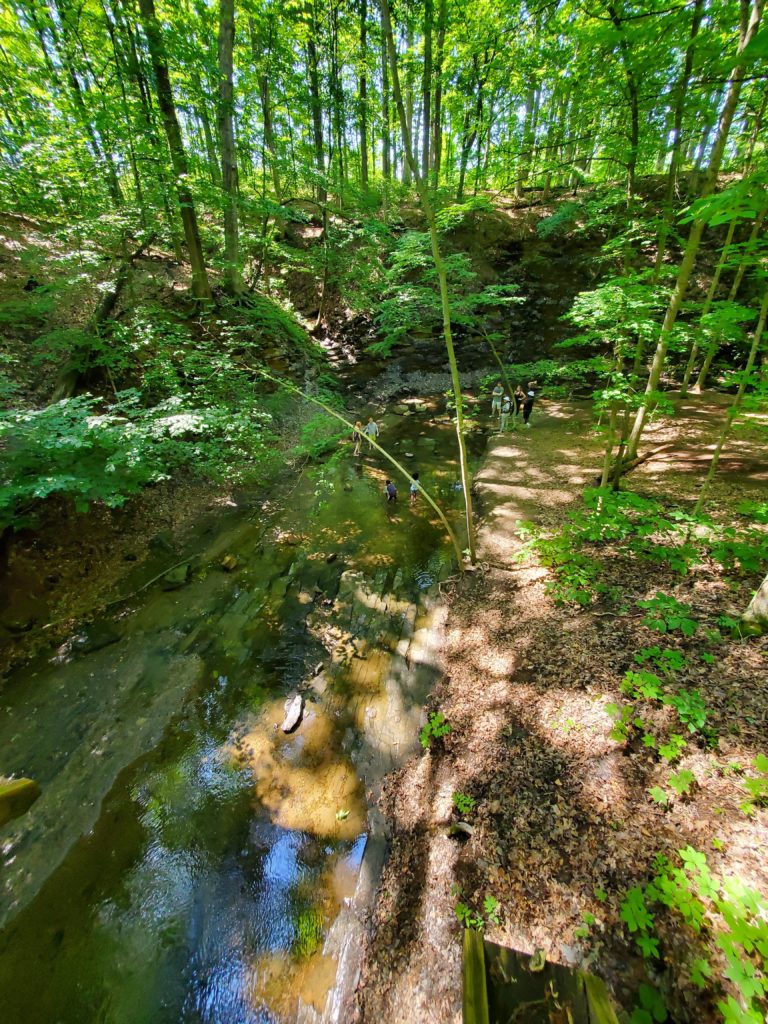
[523,385,536,427]
[514,384,526,418]
[385,479,397,502]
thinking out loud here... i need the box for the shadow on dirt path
[355,393,768,1024]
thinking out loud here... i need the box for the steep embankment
[357,396,768,1024]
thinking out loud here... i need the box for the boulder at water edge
[281,694,304,733]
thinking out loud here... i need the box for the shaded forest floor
[356,394,768,1023]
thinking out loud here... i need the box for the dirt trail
[356,395,768,1024]
[473,400,596,565]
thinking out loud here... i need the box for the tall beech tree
[137,0,212,299]
[217,0,241,295]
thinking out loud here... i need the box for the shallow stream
[0,395,484,1023]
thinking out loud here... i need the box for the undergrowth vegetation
[0,295,341,532]
[516,488,768,609]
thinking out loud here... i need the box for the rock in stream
[281,693,304,733]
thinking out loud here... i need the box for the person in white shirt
[491,382,504,417]
[499,395,511,431]
[363,416,380,448]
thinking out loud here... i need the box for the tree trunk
[403,25,414,185]
[695,206,767,389]
[606,4,640,200]
[694,286,768,513]
[430,0,446,188]
[743,87,768,170]
[359,0,369,189]
[100,0,146,222]
[422,0,433,179]
[249,17,281,198]
[381,0,475,565]
[138,0,212,299]
[679,218,737,395]
[193,75,222,188]
[515,84,538,198]
[306,2,326,204]
[217,0,241,294]
[653,0,704,276]
[50,0,124,207]
[113,2,185,260]
[380,1,391,182]
[329,2,346,196]
[625,0,762,461]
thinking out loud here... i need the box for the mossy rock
[0,777,41,827]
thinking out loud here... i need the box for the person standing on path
[385,479,398,502]
[363,416,380,449]
[514,384,526,419]
[523,384,537,428]
[499,395,511,432]
[491,382,504,418]
[352,421,363,456]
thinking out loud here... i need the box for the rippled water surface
[0,398,483,1023]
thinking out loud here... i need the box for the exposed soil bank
[355,395,768,1024]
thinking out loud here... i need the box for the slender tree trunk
[217,0,241,294]
[49,0,124,206]
[693,87,725,173]
[193,76,222,188]
[625,0,762,461]
[422,0,433,179]
[111,2,184,259]
[306,2,326,204]
[403,25,414,185]
[249,18,281,198]
[430,0,446,188]
[381,0,475,564]
[138,0,212,299]
[680,218,737,395]
[100,0,146,221]
[654,0,704,276]
[606,4,640,199]
[694,286,768,513]
[696,206,767,389]
[744,88,768,170]
[359,0,369,189]
[330,2,346,196]
[515,84,538,198]
[380,1,391,182]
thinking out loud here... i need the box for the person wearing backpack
[499,395,512,432]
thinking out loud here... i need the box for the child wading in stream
[385,479,397,502]
[352,421,363,455]
[410,471,420,503]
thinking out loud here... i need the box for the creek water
[0,395,485,1023]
